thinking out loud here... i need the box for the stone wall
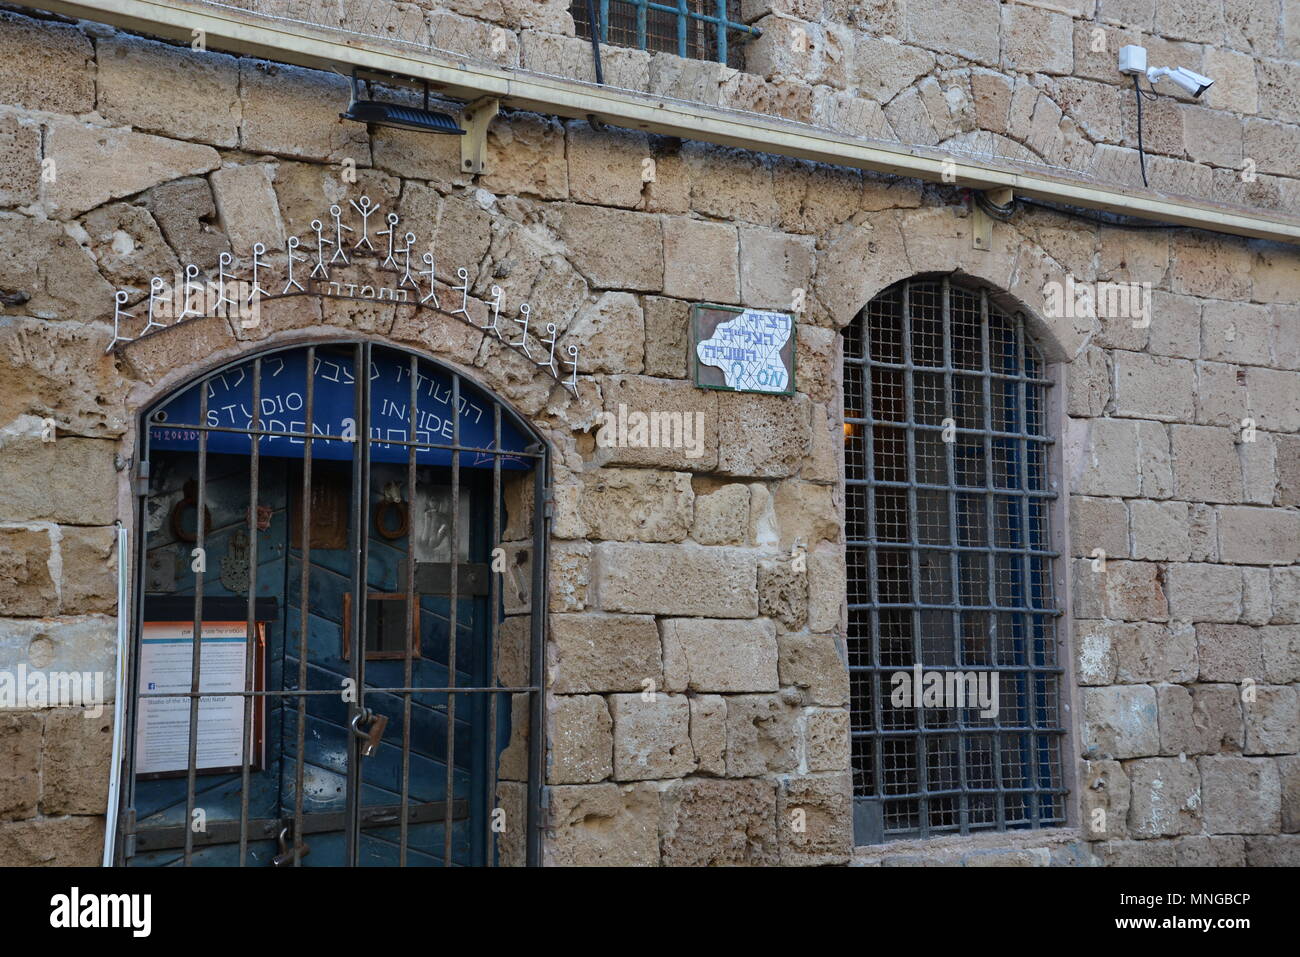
[0,6,1297,866]
[199,0,1300,214]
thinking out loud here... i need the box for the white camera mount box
[1118,44,1148,75]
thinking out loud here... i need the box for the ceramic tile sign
[693,304,796,396]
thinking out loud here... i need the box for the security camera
[1146,66,1214,98]
[1117,45,1213,98]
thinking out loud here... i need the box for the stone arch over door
[110,328,556,866]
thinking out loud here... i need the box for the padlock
[272,825,310,867]
[361,713,389,757]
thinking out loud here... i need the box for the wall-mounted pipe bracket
[972,188,1014,251]
[460,97,499,175]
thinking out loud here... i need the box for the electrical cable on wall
[583,0,609,132]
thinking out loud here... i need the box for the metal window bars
[572,0,758,67]
[844,277,1067,844]
[114,341,548,867]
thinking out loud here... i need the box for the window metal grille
[843,277,1066,844]
[115,342,548,867]
[572,0,757,68]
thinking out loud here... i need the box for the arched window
[843,277,1065,844]
[114,342,547,867]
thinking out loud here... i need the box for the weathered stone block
[58,526,117,616]
[0,815,102,866]
[0,435,118,526]
[806,543,844,634]
[778,773,852,865]
[0,113,39,208]
[1075,620,1118,686]
[642,296,690,378]
[1197,622,1265,685]
[1126,757,1201,838]
[1113,621,1196,683]
[1218,505,1300,565]
[1074,560,1168,622]
[1157,683,1244,755]
[548,613,661,694]
[211,163,285,258]
[609,692,694,780]
[662,217,740,304]
[804,708,850,772]
[1112,354,1194,423]
[547,695,612,784]
[41,121,220,221]
[1262,624,1300,682]
[1165,563,1242,624]
[566,120,649,209]
[725,692,800,775]
[659,777,778,866]
[717,392,810,478]
[577,468,691,542]
[1070,496,1129,560]
[0,527,55,617]
[593,542,757,617]
[1200,756,1281,834]
[97,35,240,147]
[1080,759,1129,842]
[1171,424,1243,503]
[40,707,111,815]
[597,375,719,470]
[1130,500,1190,561]
[545,782,660,865]
[661,617,778,693]
[569,292,645,375]
[758,558,807,631]
[0,712,41,821]
[239,60,369,164]
[689,694,727,776]
[1244,685,1300,755]
[693,483,751,546]
[1082,685,1159,759]
[0,12,93,114]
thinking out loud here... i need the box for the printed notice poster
[134,621,263,777]
[693,305,796,395]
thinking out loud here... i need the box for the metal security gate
[843,277,1066,845]
[113,341,547,866]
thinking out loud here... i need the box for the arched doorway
[114,340,547,866]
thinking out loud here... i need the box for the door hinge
[122,808,137,859]
[134,459,151,498]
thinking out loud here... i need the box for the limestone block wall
[193,0,1300,214]
[0,9,1296,866]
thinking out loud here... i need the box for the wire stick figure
[513,303,533,358]
[539,322,559,377]
[419,251,440,308]
[328,205,352,265]
[106,290,134,352]
[564,343,580,396]
[283,236,307,294]
[398,232,418,290]
[378,212,400,269]
[310,219,331,280]
[216,252,238,314]
[350,196,378,251]
[451,267,470,318]
[143,277,168,333]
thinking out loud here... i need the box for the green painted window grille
[572,0,759,69]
